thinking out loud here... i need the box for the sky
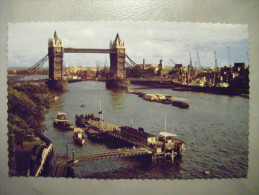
[8,21,249,68]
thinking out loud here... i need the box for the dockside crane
[194,61,197,68]
[214,51,218,71]
[190,52,193,67]
[213,51,219,86]
[196,51,202,69]
[228,46,231,66]
[170,58,176,66]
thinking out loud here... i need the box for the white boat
[73,128,86,146]
[53,113,74,130]
[159,132,178,143]
[57,112,68,120]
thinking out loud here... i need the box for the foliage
[8,83,53,146]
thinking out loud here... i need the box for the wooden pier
[52,114,185,177]
[86,118,120,132]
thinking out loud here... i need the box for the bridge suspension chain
[13,54,49,80]
[125,61,135,68]
[125,54,138,67]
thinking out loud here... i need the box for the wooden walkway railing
[55,148,152,166]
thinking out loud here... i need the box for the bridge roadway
[64,48,116,54]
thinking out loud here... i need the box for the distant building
[233,62,247,72]
[174,64,183,70]
[66,66,87,74]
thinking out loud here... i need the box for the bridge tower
[107,33,129,88]
[47,31,67,91]
[109,33,126,79]
[48,31,63,80]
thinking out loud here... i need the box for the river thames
[43,81,248,179]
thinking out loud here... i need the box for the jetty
[51,113,185,177]
[78,113,184,162]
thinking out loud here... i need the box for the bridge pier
[106,78,130,89]
[107,33,130,89]
[46,80,68,91]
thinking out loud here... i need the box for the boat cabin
[57,112,67,120]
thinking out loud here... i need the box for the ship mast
[228,46,231,66]
[164,115,167,141]
[99,100,103,131]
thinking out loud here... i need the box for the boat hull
[53,123,74,131]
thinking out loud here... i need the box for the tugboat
[73,128,86,146]
[158,132,184,159]
[53,112,74,131]
[171,100,189,109]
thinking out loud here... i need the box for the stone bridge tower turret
[48,31,64,80]
[109,33,126,79]
[47,31,67,91]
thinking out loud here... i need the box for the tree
[8,83,53,147]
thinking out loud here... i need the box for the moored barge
[126,89,190,109]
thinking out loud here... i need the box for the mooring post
[66,145,68,165]
[72,149,75,166]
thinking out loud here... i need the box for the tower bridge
[47,31,129,90]
[11,31,141,90]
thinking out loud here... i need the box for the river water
[43,81,248,179]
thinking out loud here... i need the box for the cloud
[8,21,248,68]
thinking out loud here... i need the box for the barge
[126,89,190,109]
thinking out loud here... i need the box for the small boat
[57,112,68,120]
[159,131,184,158]
[161,100,173,104]
[159,132,178,143]
[53,113,74,130]
[53,119,74,130]
[172,100,189,109]
[73,128,86,146]
[54,96,60,101]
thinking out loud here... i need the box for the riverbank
[8,82,55,176]
[129,78,249,97]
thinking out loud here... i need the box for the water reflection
[108,88,127,105]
